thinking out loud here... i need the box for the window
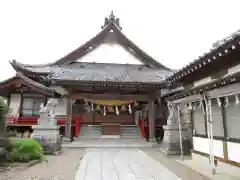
[192,101,206,135]
[225,95,240,139]
[211,99,224,137]
[22,97,45,116]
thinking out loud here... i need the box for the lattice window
[22,97,44,116]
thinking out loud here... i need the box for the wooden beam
[65,96,72,139]
[208,82,240,98]
[171,94,202,104]
[148,99,155,141]
[71,93,152,101]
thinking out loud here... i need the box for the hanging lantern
[103,106,106,116]
[128,104,132,114]
[188,102,192,110]
[134,101,139,107]
[225,96,229,107]
[235,94,240,105]
[217,97,221,107]
[91,103,94,111]
[120,104,127,111]
[115,106,119,115]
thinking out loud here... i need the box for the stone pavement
[0,147,213,180]
[177,153,240,180]
[142,148,211,180]
[75,148,180,180]
[0,148,85,180]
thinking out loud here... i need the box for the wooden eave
[0,73,61,97]
[9,60,50,77]
[51,79,167,89]
[166,34,240,84]
[165,71,240,101]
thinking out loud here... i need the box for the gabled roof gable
[10,11,172,71]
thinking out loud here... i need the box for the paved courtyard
[0,148,210,180]
[75,148,180,180]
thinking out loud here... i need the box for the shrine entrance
[66,92,159,139]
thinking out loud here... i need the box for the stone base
[161,125,192,155]
[31,125,61,155]
[160,140,191,155]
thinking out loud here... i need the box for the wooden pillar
[65,96,72,139]
[148,99,155,141]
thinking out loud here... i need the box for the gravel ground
[0,148,86,180]
[141,148,211,180]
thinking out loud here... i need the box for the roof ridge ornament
[101,11,122,30]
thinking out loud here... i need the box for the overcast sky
[0,0,240,80]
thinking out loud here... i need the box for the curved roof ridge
[9,60,54,68]
[9,11,173,73]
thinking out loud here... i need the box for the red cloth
[139,118,145,137]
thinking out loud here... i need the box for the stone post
[161,102,192,155]
[31,98,61,154]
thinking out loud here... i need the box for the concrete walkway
[75,148,180,180]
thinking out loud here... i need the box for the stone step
[78,125,103,139]
[120,126,141,139]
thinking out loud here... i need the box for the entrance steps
[77,125,102,139]
[62,139,159,148]
[77,125,142,140]
[120,125,142,139]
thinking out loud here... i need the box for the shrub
[6,139,43,162]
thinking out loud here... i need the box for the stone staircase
[120,125,142,139]
[77,125,102,139]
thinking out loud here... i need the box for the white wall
[193,136,224,158]
[227,142,240,163]
[78,41,143,64]
[9,94,21,116]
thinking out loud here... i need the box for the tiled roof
[0,73,61,97]
[166,29,240,83]
[50,63,172,84]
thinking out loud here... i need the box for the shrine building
[3,11,240,168]
[2,12,173,141]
